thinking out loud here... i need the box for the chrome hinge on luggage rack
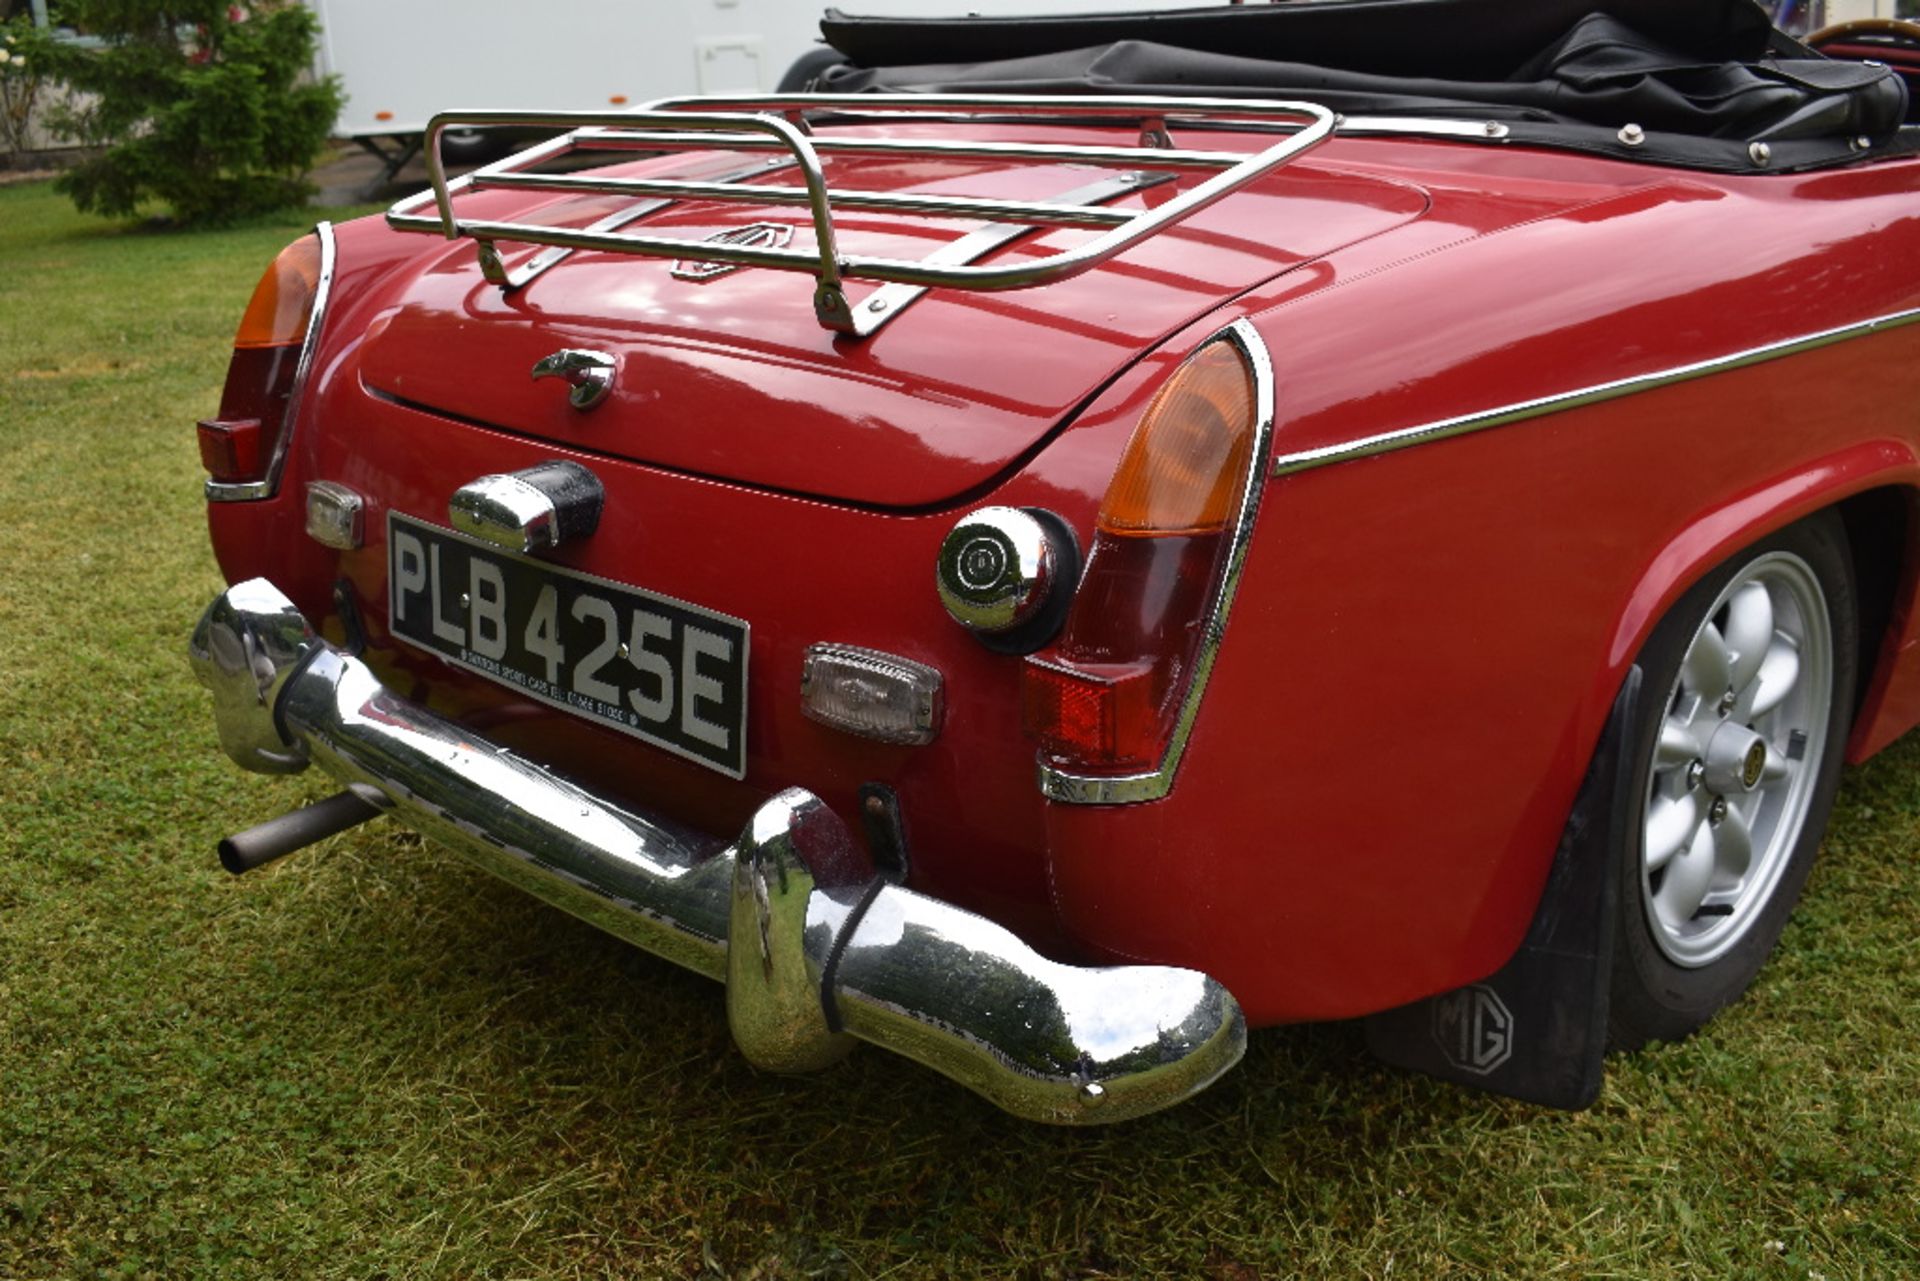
[386,94,1337,337]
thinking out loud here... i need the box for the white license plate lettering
[386,513,748,778]
[391,527,428,623]
[570,594,622,704]
[523,584,563,685]
[680,625,734,752]
[627,608,674,724]
[469,558,509,661]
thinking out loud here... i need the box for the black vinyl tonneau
[814,0,1914,173]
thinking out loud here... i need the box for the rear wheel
[1610,512,1856,1049]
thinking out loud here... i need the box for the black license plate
[386,512,749,778]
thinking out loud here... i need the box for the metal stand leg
[352,134,424,199]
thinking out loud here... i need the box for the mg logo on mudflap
[1431,984,1514,1075]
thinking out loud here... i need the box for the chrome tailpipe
[190,579,1245,1124]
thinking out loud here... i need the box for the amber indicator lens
[233,236,322,350]
[1096,341,1257,537]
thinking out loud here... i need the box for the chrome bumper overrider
[188,579,1245,1124]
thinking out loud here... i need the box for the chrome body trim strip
[386,97,1336,334]
[189,580,1246,1123]
[1037,318,1277,806]
[204,477,275,502]
[206,221,336,504]
[1269,305,1920,478]
[1338,115,1511,140]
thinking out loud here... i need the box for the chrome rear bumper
[188,579,1245,1124]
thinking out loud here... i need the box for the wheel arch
[1601,442,1920,758]
[1433,449,1920,1022]
[1837,483,1920,760]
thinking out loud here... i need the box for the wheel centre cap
[1704,722,1769,794]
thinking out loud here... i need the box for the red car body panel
[208,126,1920,1024]
[357,130,1431,506]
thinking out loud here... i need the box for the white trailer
[306,0,1227,141]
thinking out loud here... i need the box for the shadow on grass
[236,823,1571,1266]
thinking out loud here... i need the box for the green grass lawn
[2,178,1918,1279]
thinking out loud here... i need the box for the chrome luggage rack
[386,94,1337,337]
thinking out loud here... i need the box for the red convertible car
[188,0,1920,1122]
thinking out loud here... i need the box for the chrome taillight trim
[206,221,336,504]
[1037,318,1277,806]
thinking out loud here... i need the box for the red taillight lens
[1021,658,1157,765]
[203,235,322,489]
[196,417,263,482]
[1022,333,1265,780]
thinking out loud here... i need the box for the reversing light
[1021,325,1270,797]
[202,229,329,497]
[801,644,944,746]
[305,481,366,550]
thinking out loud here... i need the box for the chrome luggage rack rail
[386,93,1338,336]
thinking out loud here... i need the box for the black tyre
[1609,510,1857,1050]
[441,127,521,166]
[776,46,848,93]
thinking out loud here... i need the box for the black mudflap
[1363,667,1642,1110]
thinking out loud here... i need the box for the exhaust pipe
[190,580,1245,1124]
[218,788,387,874]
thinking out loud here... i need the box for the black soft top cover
[816,0,1912,172]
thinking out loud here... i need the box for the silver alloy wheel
[1640,551,1834,968]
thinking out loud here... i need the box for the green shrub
[34,0,340,224]
[0,16,53,166]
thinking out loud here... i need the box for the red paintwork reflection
[359,127,1428,506]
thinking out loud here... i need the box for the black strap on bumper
[818,874,890,1036]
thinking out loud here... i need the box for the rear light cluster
[199,230,329,495]
[1021,325,1272,797]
